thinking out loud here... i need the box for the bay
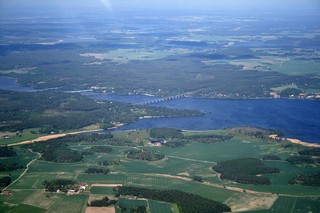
[1,77,319,144]
[90,94,320,144]
[0,77,37,92]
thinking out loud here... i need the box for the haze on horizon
[1,0,319,13]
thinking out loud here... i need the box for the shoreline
[7,129,102,147]
[269,134,320,148]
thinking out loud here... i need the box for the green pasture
[0,128,44,146]
[272,59,320,75]
[125,174,234,202]
[113,129,150,141]
[271,84,298,92]
[116,198,174,213]
[149,200,174,213]
[46,194,88,213]
[247,196,320,213]
[1,129,320,213]
[0,189,39,204]
[157,138,286,163]
[182,129,229,137]
[90,186,116,195]
[0,202,45,213]
[0,147,39,188]
[77,174,127,184]
[28,160,87,173]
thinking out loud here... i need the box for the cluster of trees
[118,205,146,213]
[58,133,113,144]
[0,176,11,188]
[192,176,204,182]
[0,90,201,133]
[89,196,116,207]
[81,151,94,155]
[0,162,24,172]
[163,140,186,148]
[42,179,76,192]
[117,186,231,213]
[90,146,113,153]
[85,168,110,174]
[298,148,320,156]
[149,128,184,139]
[127,149,165,161]
[213,158,280,185]
[286,156,318,166]
[185,134,233,144]
[279,88,303,98]
[226,127,276,139]
[289,172,320,186]
[26,140,83,163]
[261,155,281,161]
[0,146,17,157]
[149,128,233,147]
[98,160,121,166]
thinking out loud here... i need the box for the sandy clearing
[91,184,123,187]
[7,129,102,147]
[270,134,320,148]
[145,173,273,196]
[225,193,277,212]
[85,207,116,213]
[145,173,192,182]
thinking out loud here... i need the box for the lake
[1,77,319,144]
[89,93,320,144]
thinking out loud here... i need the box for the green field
[1,129,319,212]
[0,202,46,213]
[0,128,44,146]
[247,196,320,213]
[116,198,174,213]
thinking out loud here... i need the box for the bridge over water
[135,93,189,105]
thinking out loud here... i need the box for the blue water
[0,77,37,92]
[88,93,320,144]
[1,77,320,144]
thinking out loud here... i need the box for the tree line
[0,90,202,133]
[213,158,280,185]
[116,186,231,213]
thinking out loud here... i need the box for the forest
[149,128,184,139]
[84,168,110,175]
[117,186,231,213]
[261,155,281,161]
[0,176,11,188]
[98,160,121,166]
[90,146,113,153]
[42,179,77,192]
[88,196,116,207]
[289,172,320,186]
[0,162,24,172]
[185,134,233,144]
[0,90,202,132]
[213,158,280,185]
[149,128,233,145]
[126,149,165,161]
[286,156,318,166]
[0,146,17,157]
[298,148,320,156]
[25,140,83,163]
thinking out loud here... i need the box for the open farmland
[1,128,320,212]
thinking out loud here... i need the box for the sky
[1,0,319,10]
[0,0,319,16]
